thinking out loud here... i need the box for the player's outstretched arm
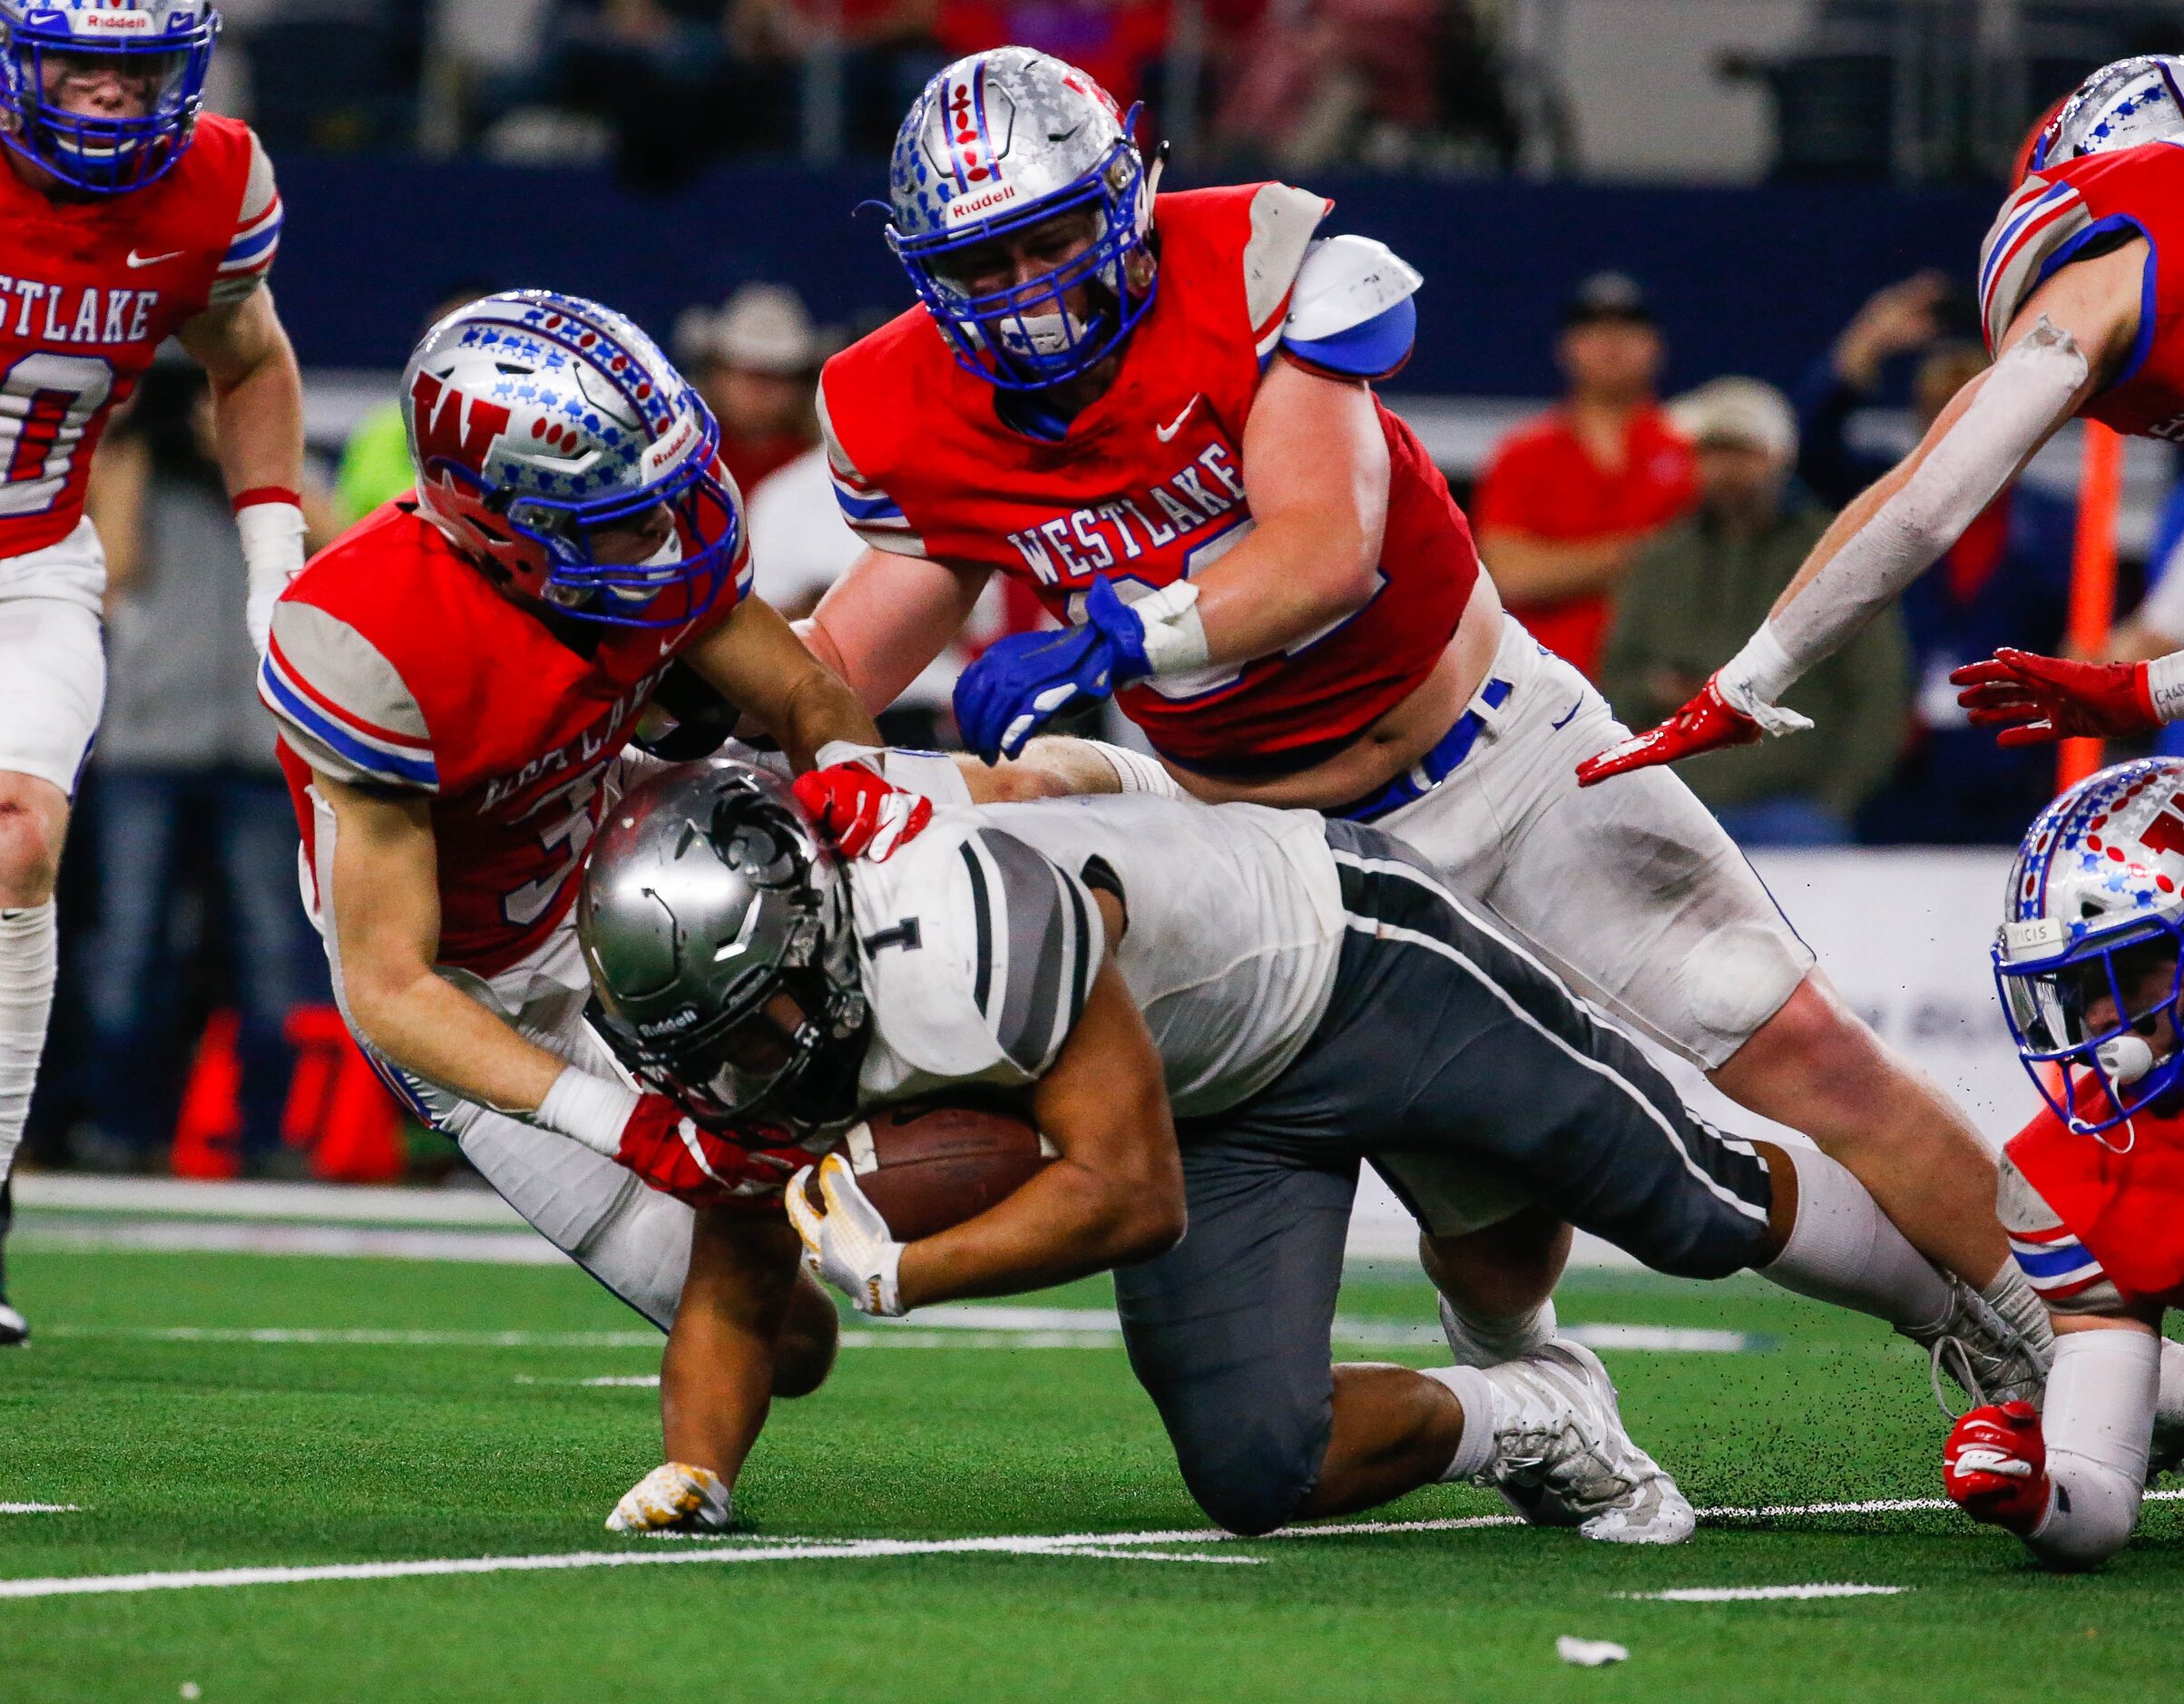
[180,288,309,657]
[788,955,1183,1314]
[1578,245,2137,788]
[684,592,883,770]
[800,546,994,717]
[1950,645,2183,744]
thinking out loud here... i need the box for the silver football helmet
[886,47,1160,389]
[580,760,867,1130]
[2032,55,2184,171]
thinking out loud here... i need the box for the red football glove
[1944,1400,2052,1534]
[792,763,934,861]
[613,1092,808,1211]
[1950,648,2160,747]
[1575,676,1763,788]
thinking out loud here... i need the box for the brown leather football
[818,1102,1055,1241]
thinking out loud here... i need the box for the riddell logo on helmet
[410,370,511,475]
[947,184,1018,221]
[75,12,156,33]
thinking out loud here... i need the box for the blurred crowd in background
[26,0,2184,1181]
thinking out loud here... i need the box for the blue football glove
[954,577,1153,763]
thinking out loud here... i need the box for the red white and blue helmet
[886,47,1160,391]
[402,290,746,631]
[0,1,219,194]
[2030,54,2184,173]
[1997,757,2184,1135]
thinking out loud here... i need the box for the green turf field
[2,1244,2179,1704]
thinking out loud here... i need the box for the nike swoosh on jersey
[125,250,185,269]
[1155,397,1200,442]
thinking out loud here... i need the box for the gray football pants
[1112,821,1776,1536]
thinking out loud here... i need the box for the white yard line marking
[0,1504,78,1515]
[1625,1583,1908,1602]
[19,1222,553,1265]
[11,1487,2142,1603]
[44,1327,662,1348]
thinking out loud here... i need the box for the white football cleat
[605,1463,734,1535]
[0,1297,24,1347]
[1474,1340,1694,1545]
[1910,1278,2052,1415]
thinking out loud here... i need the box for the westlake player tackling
[1583,54,2184,771]
[0,0,304,1346]
[257,291,891,1500]
[1945,759,2184,1568]
[582,761,2033,1543]
[798,45,2043,1376]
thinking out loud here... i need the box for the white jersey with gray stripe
[852,796,1346,1118]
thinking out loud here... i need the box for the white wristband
[2149,652,2184,725]
[1718,622,1814,736]
[879,747,974,807]
[815,739,884,772]
[239,500,308,658]
[1131,581,1212,676]
[1084,739,1183,798]
[534,1066,641,1157]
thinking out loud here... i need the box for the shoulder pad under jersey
[855,814,1104,1091]
[1979,170,2099,352]
[1279,235,1424,381]
[259,598,439,792]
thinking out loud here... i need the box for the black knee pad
[1173,1415,1326,1537]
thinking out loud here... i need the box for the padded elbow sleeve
[2028,1328,2159,1571]
[1761,318,2087,696]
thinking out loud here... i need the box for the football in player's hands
[808,1102,1057,1240]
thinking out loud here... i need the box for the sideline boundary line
[12,1493,2176,1602]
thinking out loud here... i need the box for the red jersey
[0,114,281,557]
[818,182,1479,775]
[1980,140,2184,440]
[1471,406,1695,681]
[259,502,748,975]
[2006,1088,2184,1306]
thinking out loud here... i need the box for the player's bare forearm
[1476,527,1640,604]
[894,962,1182,1308]
[317,772,567,1113]
[803,547,992,714]
[660,1209,806,1479]
[952,737,1131,804]
[1185,361,1389,667]
[180,288,305,499]
[686,594,880,769]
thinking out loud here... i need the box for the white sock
[1419,1364,1500,1481]
[0,903,56,1182]
[2029,1329,2159,1570]
[1758,1143,1953,1331]
[1439,1294,1558,1366]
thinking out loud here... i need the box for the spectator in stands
[677,283,824,496]
[71,367,340,1172]
[1473,271,1695,681]
[1601,378,1906,848]
[1211,0,1519,171]
[510,0,741,184]
[933,0,1171,112]
[729,0,943,154]
[1797,274,2077,844]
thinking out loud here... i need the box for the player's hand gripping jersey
[1980,138,2184,440]
[818,184,1479,773]
[0,113,279,567]
[260,501,748,974]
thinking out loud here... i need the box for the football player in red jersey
[1944,759,2184,1569]
[1584,55,2184,769]
[799,47,2047,1405]
[0,0,306,1346]
[258,291,904,1531]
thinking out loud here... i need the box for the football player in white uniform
[581,760,2039,1542]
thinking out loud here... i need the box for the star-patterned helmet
[2030,55,2184,173]
[0,0,221,193]
[402,290,745,630]
[886,48,1159,391]
[1996,757,2184,1134]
